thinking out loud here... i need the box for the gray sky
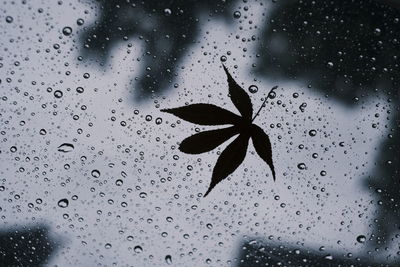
[0,0,396,266]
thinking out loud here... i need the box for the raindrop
[76,18,84,26]
[297,163,307,170]
[91,170,101,178]
[54,90,63,98]
[155,117,163,125]
[356,235,366,243]
[62,26,72,36]
[248,85,258,94]
[39,129,47,135]
[233,11,241,19]
[309,129,317,137]
[105,243,112,249]
[5,16,13,23]
[57,143,74,153]
[165,255,172,265]
[164,8,172,16]
[268,90,276,99]
[58,198,69,208]
[220,55,227,62]
[134,246,143,253]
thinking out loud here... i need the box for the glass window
[1,0,399,266]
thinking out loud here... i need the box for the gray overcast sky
[0,0,396,266]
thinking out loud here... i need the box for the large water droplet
[233,11,241,19]
[248,85,258,94]
[134,246,143,253]
[5,16,13,23]
[62,26,72,36]
[268,90,276,99]
[58,198,69,208]
[54,90,63,98]
[309,129,317,137]
[91,170,100,178]
[58,143,74,153]
[165,255,172,265]
[356,235,366,243]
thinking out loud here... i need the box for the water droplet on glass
[76,18,84,26]
[5,16,13,23]
[165,255,172,265]
[248,85,258,94]
[57,143,74,153]
[220,55,227,62]
[233,11,241,19]
[54,90,63,98]
[297,163,307,170]
[164,8,172,16]
[155,117,163,125]
[39,129,47,135]
[309,129,317,136]
[58,198,69,208]
[134,246,143,253]
[356,235,366,243]
[105,243,112,249]
[91,170,101,178]
[268,90,276,99]
[62,26,72,36]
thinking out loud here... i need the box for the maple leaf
[161,65,277,197]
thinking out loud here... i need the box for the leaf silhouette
[179,126,239,154]
[204,133,250,197]
[223,65,253,121]
[161,65,278,197]
[161,103,242,125]
[251,124,276,181]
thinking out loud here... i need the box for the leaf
[161,103,242,125]
[204,133,249,197]
[223,65,253,121]
[179,126,240,154]
[251,124,276,181]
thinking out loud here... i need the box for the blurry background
[0,0,399,266]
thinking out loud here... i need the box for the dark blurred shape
[257,0,400,247]
[80,0,233,102]
[257,0,400,103]
[0,225,58,267]
[237,239,397,267]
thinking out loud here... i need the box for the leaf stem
[251,86,278,122]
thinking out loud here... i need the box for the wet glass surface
[1,0,399,266]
